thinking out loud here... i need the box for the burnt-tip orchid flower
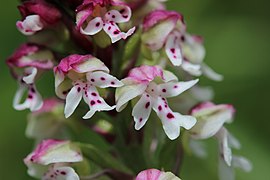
[54,54,123,119]
[16,0,61,35]
[189,102,235,140]
[76,0,136,43]
[136,169,181,180]
[26,98,67,141]
[189,102,236,166]
[116,65,198,140]
[7,43,54,111]
[24,139,82,180]
[142,10,186,66]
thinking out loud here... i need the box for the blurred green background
[0,0,269,179]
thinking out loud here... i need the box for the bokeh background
[0,0,269,179]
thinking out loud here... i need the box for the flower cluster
[6,0,251,180]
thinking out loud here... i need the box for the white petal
[64,85,83,118]
[115,80,147,112]
[201,63,224,81]
[157,79,199,98]
[163,70,178,82]
[13,82,43,111]
[22,67,38,84]
[86,71,123,88]
[132,93,152,130]
[80,17,103,35]
[152,96,196,140]
[232,156,252,172]
[165,33,183,66]
[42,166,80,180]
[190,86,214,102]
[228,132,241,150]
[104,9,131,23]
[16,15,43,35]
[103,21,135,43]
[215,127,232,166]
[83,86,115,119]
[181,61,202,76]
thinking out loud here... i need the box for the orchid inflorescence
[6,0,251,179]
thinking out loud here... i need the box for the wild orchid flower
[24,139,82,180]
[6,43,54,111]
[189,102,236,165]
[142,10,223,81]
[16,0,61,35]
[26,98,66,141]
[54,54,123,119]
[76,0,136,43]
[136,169,181,180]
[116,65,198,140]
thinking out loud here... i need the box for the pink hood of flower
[33,98,62,114]
[18,0,61,25]
[143,10,183,32]
[6,43,54,69]
[26,139,67,163]
[54,54,94,74]
[190,102,236,115]
[127,65,164,83]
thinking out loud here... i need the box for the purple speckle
[170,48,175,53]
[91,79,95,82]
[97,100,102,104]
[101,77,106,81]
[111,81,115,85]
[167,113,175,119]
[174,85,178,88]
[28,94,33,99]
[77,87,81,92]
[145,102,150,109]
[162,89,166,93]
[139,118,143,122]
[90,100,95,106]
[158,105,162,111]
[91,92,97,96]
[60,171,66,175]
[96,22,100,27]
[112,15,116,18]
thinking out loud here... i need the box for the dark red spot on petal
[108,26,111,30]
[139,118,143,122]
[96,22,100,27]
[113,30,120,34]
[170,48,175,53]
[97,100,102,103]
[101,77,105,81]
[145,102,150,109]
[28,94,33,99]
[30,87,35,93]
[91,92,97,96]
[162,89,166,93]
[165,104,168,108]
[120,9,125,13]
[90,100,95,106]
[77,87,81,92]
[181,36,185,41]
[91,79,95,82]
[123,15,128,18]
[158,105,162,111]
[60,171,66,175]
[111,81,115,85]
[174,85,178,88]
[167,113,175,119]
[173,55,177,59]
[112,15,116,18]
[146,94,149,97]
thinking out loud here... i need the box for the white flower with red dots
[76,0,136,43]
[24,139,82,180]
[54,54,123,119]
[116,65,198,140]
[6,43,55,111]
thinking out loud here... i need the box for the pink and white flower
[189,102,236,166]
[136,169,181,180]
[16,0,61,35]
[54,54,123,119]
[6,43,54,111]
[142,10,223,81]
[116,65,198,140]
[76,0,136,43]
[24,139,82,180]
